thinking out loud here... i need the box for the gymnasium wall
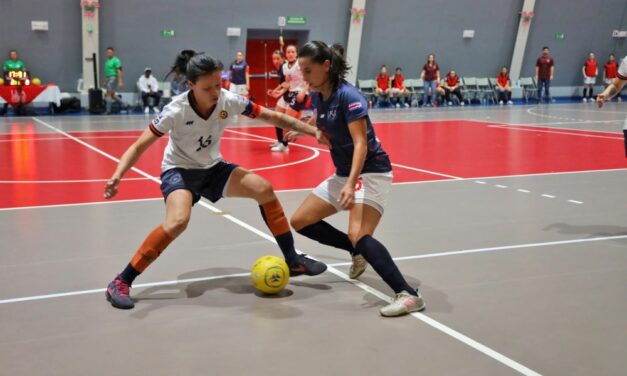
[1,0,626,92]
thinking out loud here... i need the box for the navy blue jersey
[312,80,391,177]
[230,61,249,85]
[276,67,285,84]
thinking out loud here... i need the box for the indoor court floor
[1,102,626,375]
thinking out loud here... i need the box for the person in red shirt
[495,66,513,105]
[421,54,440,107]
[603,53,622,102]
[535,46,554,103]
[374,65,391,106]
[582,52,598,103]
[390,67,410,107]
[442,70,464,106]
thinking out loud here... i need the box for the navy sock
[275,127,284,143]
[119,263,140,285]
[274,232,298,264]
[355,235,416,295]
[258,205,298,264]
[297,221,357,255]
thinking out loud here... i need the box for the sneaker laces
[115,279,130,296]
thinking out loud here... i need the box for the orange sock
[130,225,174,273]
[259,199,290,236]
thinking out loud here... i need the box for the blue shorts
[160,162,239,204]
[282,91,311,111]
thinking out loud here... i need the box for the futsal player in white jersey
[103,53,328,310]
[597,56,627,157]
[271,45,311,152]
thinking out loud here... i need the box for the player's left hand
[118,81,125,89]
[338,184,355,210]
[284,130,302,142]
[104,177,120,199]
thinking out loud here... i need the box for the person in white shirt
[138,67,161,114]
[597,56,627,157]
[103,53,329,310]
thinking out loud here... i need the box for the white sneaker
[268,142,279,148]
[499,100,504,105]
[582,98,587,103]
[460,101,465,106]
[271,143,289,152]
[349,254,367,279]
[380,290,426,317]
[507,100,513,105]
[144,107,150,114]
[447,101,452,106]
[395,103,400,108]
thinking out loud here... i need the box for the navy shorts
[160,162,239,204]
[282,91,311,111]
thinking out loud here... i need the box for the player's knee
[290,214,307,231]
[164,214,190,236]
[253,178,274,202]
[347,231,361,247]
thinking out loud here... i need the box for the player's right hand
[104,177,120,199]
[284,130,302,142]
[596,94,606,108]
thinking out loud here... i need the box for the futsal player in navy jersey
[287,41,425,317]
[103,52,328,309]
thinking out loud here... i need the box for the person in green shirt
[2,50,27,114]
[3,50,26,74]
[103,47,124,113]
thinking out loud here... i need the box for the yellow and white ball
[251,255,289,294]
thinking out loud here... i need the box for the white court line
[0,177,151,184]
[495,184,508,188]
[3,233,626,304]
[226,128,464,180]
[0,198,162,212]
[517,189,530,193]
[568,200,583,205]
[487,124,623,140]
[541,194,556,199]
[29,117,541,376]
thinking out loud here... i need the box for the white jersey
[149,89,257,171]
[618,56,627,80]
[282,60,306,92]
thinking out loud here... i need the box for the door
[245,38,297,108]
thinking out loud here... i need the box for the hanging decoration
[520,10,534,23]
[351,8,366,23]
[81,1,100,18]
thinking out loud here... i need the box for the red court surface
[1,120,626,209]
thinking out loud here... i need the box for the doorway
[245,29,309,107]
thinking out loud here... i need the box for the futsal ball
[31,77,41,85]
[251,255,289,294]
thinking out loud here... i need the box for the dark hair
[106,47,114,51]
[272,49,283,57]
[298,41,350,88]
[542,46,549,50]
[395,67,402,71]
[186,54,224,83]
[165,49,197,79]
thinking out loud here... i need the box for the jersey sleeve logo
[219,110,228,119]
[348,102,363,111]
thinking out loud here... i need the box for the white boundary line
[0,198,163,212]
[17,117,549,375]
[487,124,623,140]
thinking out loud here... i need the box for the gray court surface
[1,103,626,376]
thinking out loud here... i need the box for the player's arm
[245,66,250,91]
[117,68,124,88]
[597,78,626,108]
[257,106,328,145]
[338,118,368,209]
[104,128,160,198]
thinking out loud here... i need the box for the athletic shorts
[105,76,117,92]
[229,83,249,96]
[160,161,239,204]
[276,96,287,109]
[312,172,393,214]
[282,91,311,111]
[583,76,596,85]
[604,78,615,85]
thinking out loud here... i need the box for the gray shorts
[106,76,117,93]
